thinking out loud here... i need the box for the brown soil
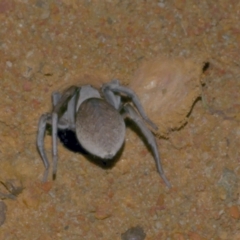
[0,1,240,239]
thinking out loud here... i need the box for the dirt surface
[0,1,240,239]
[130,56,205,137]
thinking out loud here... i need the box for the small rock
[0,201,7,226]
[228,205,240,219]
[155,221,162,230]
[121,225,146,240]
[218,168,238,202]
[38,181,53,193]
[94,200,112,220]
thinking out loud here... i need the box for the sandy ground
[0,1,240,239]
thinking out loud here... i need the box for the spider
[36,79,171,188]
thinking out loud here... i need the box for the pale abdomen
[76,98,125,159]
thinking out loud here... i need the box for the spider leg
[101,84,121,109]
[102,80,158,131]
[37,113,51,182]
[52,92,62,106]
[51,86,79,179]
[122,104,171,188]
[55,93,77,130]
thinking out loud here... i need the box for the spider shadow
[57,129,125,170]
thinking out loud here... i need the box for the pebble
[121,226,146,240]
[228,205,240,219]
[218,168,238,202]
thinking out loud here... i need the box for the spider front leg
[52,91,62,106]
[37,86,79,182]
[37,113,52,182]
[102,80,158,132]
[122,104,171,188]
[51,86,79,179]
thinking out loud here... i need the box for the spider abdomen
[76,98,125,159]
